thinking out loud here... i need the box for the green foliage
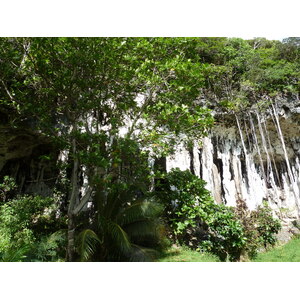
[77,229,101,262]
[157,169,281,261]
[156,168,212,235]
[72,137,166,262]
[200,204,246,261]
[195,37,300,111]
[1,37,214,149]
[157,168,245,261]
[234,199,281,259]
[76,197,164,262]
[25,230,67,262]
[0,176,17,202]
[0,245,30,262]
[0,183,66,261]
[0,230,66,262]
[0,37,216,263]
[252,202,282,248]
[280,38,300,61]
[1,36,299,128]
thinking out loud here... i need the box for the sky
[233,36,285,41]
[1,1,299,37]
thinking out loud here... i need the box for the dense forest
[0,37,300,262]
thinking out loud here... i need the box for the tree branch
[73,186,93,215]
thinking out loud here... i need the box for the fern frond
[47,230,67,243]
[0,245,30,262]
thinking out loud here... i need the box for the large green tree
[0,37,214,260]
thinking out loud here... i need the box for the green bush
[156,168,213,235]
[234,198,281,259]
[252,202,282,248]
[0,178,66,261]
[157,169,282,261]
[29,230,66,262]
[156,168,245,261]
[200,204,245,261]
[0,176,17,202]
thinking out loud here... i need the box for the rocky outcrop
[167,99,300,222]
[0,124,58,197]
[1,98,300,223]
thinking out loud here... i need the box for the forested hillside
[0,37,299,262]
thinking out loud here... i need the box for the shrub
[156,168,213,236]
[234,198,261,259]
[234,198,281,259]
[252,202,281,248]
[156,168,246,261]
[29,230,67,262]
[0,176,17,202]
[157,169,282,261]
[0,182,66,261]
[200,204,245,261]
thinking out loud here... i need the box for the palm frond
[77,229,101,262]
[104,193,123,220]
[124,220,161,241]
[106,220,131,254]
[117,200,163,226]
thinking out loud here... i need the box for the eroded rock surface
[0,125,58,197]
[167,99,300,222]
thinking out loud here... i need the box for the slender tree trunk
[67,127,79,262]
[67,212,76,261]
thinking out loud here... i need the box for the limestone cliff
[0,121,58,197]
[1,99,300,224]
[167,99,300,222]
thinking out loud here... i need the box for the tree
[0,37,214,260]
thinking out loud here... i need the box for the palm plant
[76,182,164,262]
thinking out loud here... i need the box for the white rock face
[166,109,300,218]
[166,148,191,172]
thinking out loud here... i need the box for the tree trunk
[67,128,79,262]
[67,212,76,261]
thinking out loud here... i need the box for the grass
[253,236,300,262]
[156,246,220,262]
[155,236,300,262]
